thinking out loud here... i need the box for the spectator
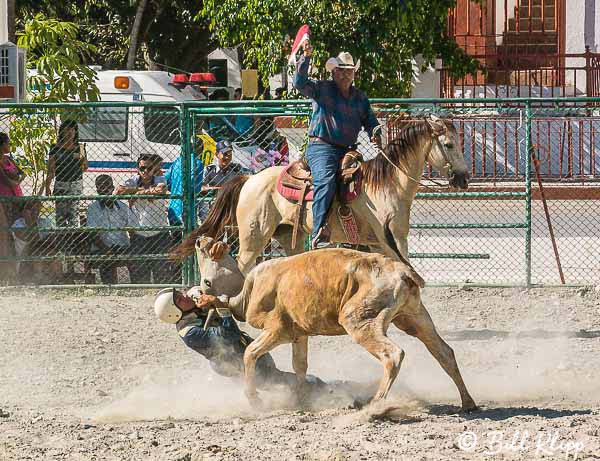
[233,90,255,137]
[45,120,88,227]
[233,87,242,100]
[86,175,136,284]
[197,140,243,224]
[165,147,204,226]
[149,154,164,176]
[11,199,60,284]
[0,132,24,282]
[116,154,170,283]
[202,141,243,191]
[208,89,235,140]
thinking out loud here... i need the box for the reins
[373,123,452,191]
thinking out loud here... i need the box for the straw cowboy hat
[325,52,360,72]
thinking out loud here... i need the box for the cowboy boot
[311,225,334,250]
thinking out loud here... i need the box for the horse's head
[426,115,469,190]
[195,236,244,297]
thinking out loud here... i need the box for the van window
[78,107,128,142]
[144,106,180,145]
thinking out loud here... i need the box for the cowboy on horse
[293,40,382,249]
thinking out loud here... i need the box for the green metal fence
[0,98,598,287]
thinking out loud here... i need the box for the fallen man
[154,287,326,393]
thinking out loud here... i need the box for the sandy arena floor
[0,286,599,460]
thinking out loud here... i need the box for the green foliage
[12,15,101,187]
[17,1,212,72]
[8,110,55,192]
[200,0,483,97]
[17,14,100,102]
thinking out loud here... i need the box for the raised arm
[293,42,320,100]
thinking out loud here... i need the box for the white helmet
[154,288,183,324]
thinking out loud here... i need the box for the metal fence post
[180,104,194,286]
[525,101,533,287]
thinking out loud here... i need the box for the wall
[0,0,7,44]
[495,0,518,44]
[410,56,440,99]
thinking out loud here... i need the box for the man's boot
[311,225,333,250]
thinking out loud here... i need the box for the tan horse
[173,116,469,275]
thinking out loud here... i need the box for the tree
[11,15,101,190]
[7,0,16,43]
[200,0,483,97]
[16,0,213,72]
[127,0,149,69]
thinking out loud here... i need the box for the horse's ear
[427,114,445,132]
[208,241,230,261]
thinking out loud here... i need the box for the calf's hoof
[245,390,264,410]
[460,398,479,413]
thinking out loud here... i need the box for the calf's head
[195,236,245,297]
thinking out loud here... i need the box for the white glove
[216,295,231,317]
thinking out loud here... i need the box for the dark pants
[305,141,347,239]
[94,245,131,284]
[182,325,323,391]
[129,232,172,283]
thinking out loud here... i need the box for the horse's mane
[361,119,432,192]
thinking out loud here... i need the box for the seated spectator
[116,154,171,283]
[202,141,243,191]
[86,175,137,284]
[11,199,60,284]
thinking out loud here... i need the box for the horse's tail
[383,218,425,288]
[170,175,249,261]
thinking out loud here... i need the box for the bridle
[375,121,454,190]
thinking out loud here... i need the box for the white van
[78,70,213,175]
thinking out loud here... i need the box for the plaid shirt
[293,54,379,147]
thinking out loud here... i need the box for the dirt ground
[1,286,599,461]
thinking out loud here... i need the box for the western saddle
[276,151,363,248]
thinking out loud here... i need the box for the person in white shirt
[116,154,171,283]
[11,199,60,283]
[87,174,137,284]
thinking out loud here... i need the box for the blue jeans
[305,141,347,239]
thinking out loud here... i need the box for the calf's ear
[195,236,215,257]
[209,241,230,261]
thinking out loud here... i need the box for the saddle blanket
[276,163,361,203]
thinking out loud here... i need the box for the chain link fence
[0,99,598,287]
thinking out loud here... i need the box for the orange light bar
[114,76,130,89]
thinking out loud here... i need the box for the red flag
[288,24,310,66]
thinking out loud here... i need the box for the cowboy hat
[325,52,360,72]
